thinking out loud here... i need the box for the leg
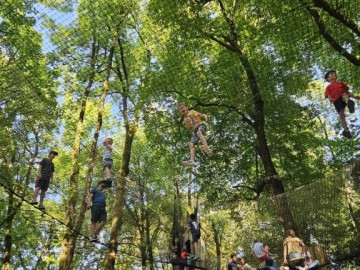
[193,242,199,255]
[196,131,212,156]
[32,187,41,202]
[38,189,46,207]
[342,93,355,113]
[338,110,348,131]
[189,142,196,162]
[94,221,106,237]
[104,167,111,179]
[91,222,97,238]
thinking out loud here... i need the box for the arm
[182,225,190,238]
[325,86,333,103]
[198,112,209,120]
[283,243,288,264]
[37,164,42,179]
[300,240,306,251]
[87,191,93,209]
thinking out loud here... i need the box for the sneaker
[192,255,200,261]
[30,201,38,205]
[90,238,99,243]
[342,130,352,139]
[348,99,355,113]
[182,160,197,167]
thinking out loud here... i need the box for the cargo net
[1,0,360,269]
[233,170,360,269]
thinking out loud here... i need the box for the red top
[181,250,187,260]
[325,81,349,101]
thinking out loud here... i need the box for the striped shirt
[40,158,55,178]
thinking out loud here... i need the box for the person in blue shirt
[87,181,107,242]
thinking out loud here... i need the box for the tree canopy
[1,0,360,269]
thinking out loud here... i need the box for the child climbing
[324,70,360,139]
[178,103,212,167]
[87,181,107,243]
[182,213,201,261]
[102,137,114,187]
[30,150,58,210]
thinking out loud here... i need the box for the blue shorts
[91,204,107,222]
[190,123,207,144]
[103,158,113,171]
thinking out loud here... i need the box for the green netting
[1,0,360,269]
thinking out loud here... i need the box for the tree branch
[312,0,360,37]
[303,2,360,66]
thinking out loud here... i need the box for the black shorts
[192,234,200,243]
[91,204,107,222]
[333,97,347,113]
[35,176,50,191]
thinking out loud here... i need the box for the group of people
[228,254,256,270]
[30,137,115,242]
[28,69,356,245]
[227,230,320,270]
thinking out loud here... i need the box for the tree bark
[58,38,100,270]
[205,0,296,231]
[2,133,39,270]
[211,221,222,270]
[104,32,147,269]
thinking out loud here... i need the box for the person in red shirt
[178,103,212,167]
[324,70,360,138]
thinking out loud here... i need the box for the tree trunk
[2,192,15,270]
[211,221,222,270]
[146,213,154,270]
[2,135,39,270]
[104,35,142,269]
[207,1,296,231]
[58,38,100,270]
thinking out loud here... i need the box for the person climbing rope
[87,181,107,243]
[324,70,360,139]
[182,213,202,261]
[178,103,212,167]
[30,150,58,210]
[102,137,114,187]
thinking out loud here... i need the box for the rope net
[1,0,360,269]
